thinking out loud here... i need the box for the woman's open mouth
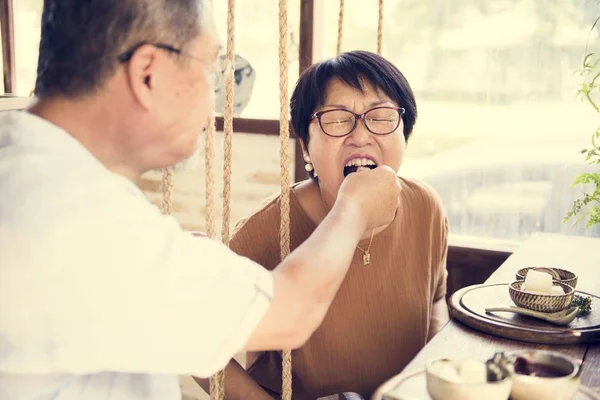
[343,158,378,177]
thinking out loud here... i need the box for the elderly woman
[195,50,449,399]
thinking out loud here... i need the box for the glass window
[212,0,301,119]
[14,0,43,96]
[0,27,4,93]
[10,0,303,116]
[321,0,600,245]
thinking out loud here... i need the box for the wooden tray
[380,369,600,400]
[448,283,600,344]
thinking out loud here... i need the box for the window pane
[212,0,301,119]
[322,0,600,244]
[11,0,302,116]
[14,0,43,96]
[0,26,4,93]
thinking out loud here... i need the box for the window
[321,0,600,245]
[0,27,4,93]
[9,0,304,110]
[13,0,42,96]
[212,0,301,119]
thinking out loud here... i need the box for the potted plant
[563,16,600,230]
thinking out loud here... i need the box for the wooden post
[0,0,16,94]
[294,0,314,182]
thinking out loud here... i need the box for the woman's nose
[347,119,372,145]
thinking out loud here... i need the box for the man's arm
[243,194,367,351]
[243,166,401,351]
[0,167,399,378]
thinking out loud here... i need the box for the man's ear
[126,44,158,110]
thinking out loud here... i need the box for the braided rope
[278,0,293,399]
[220,0,236,248]
[377,0,384,55]
[160,168,173,215]
[336,0,344,54]
[204,114,217,240]
[209,1,236,397]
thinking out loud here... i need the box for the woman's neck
[293,179,392,241]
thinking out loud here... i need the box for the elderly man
[0,1,401,399]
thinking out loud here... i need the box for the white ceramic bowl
[425,358,512,400]
[507,350,581,400]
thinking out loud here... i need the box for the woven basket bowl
[515,267,578,289]
[509,280,575,313]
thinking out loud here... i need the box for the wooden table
[373,232,600,399]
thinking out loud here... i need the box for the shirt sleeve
[0,188,273,378]
[433,218,449,302]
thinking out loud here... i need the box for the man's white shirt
[0,110,273,399]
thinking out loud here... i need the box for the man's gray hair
[34,0,203,98]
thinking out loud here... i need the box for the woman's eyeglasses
[310,106,405,137]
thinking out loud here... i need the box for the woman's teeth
[344,158,377,168]
[343,158,377,177]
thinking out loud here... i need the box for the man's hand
[336,165,401,230]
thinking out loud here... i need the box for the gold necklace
[356,228,375,265]
[320,193,375,266]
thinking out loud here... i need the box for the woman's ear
[298,139,317,178]
[299,139,309,159]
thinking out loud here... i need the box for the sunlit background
[4,1,600,398]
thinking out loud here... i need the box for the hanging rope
[278,0,292,399]
[377,0,384,55]
[204,114,216,239]
[336,0,344,54]
[160,168,173,215]
[221,0,236,249]
[209,0,236,398]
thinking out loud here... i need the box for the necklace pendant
[363,253,371,266]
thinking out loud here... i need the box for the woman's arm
[428,217,450,341]
[428,298,450,341]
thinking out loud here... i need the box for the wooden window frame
[0,0,16,94]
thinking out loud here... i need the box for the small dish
[509,280,574,313]
[516,267,578,289]
[505,350,582,400]
[425,358,512,400]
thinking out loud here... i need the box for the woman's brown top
[229,177,449,399]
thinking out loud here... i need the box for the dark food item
[485,352,512,382]
[343,164,377,177]
[513,356,569,378]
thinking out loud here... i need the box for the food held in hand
[522,269,553,294]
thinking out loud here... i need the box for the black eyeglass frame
[310,106,406,137]
[117,42,182,63]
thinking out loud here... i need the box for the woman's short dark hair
[34,0,202,98]
[290,50,417,152]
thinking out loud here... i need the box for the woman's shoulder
[398,177,446,227]
[231,192,284,237]
[398,176,445,215]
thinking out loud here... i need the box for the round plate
[448,283,600,344]
[379,369,600,400]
